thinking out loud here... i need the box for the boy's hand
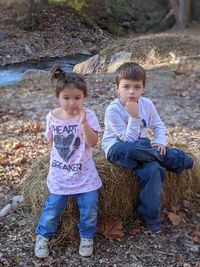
[151,143,166,155]
[125,98,138,118]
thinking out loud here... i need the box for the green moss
[108,25,125,37]
[159,71,173,78]
[81,15,93,28]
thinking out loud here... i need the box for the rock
[0,195,23,217]
[0,203,12,217]
[16,38,24,46]
[21,69,49,81]
[24,44,36,57]
[107,51,132,73]
[11,195,24,209]
[83,0,167,34]
[192,65,200,73]
[122,21,132,28]
[73,54,99,75]
[0,31,6,42]
[189,245,199,253]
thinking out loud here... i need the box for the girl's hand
[76,105,86,125]
[151,143,166,155]
[125,98,139,118]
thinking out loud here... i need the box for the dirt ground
[0,2,200,265]
[0,59,200,266]
[0,2,112,66]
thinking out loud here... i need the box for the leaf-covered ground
[0,60,200,266]
[0,1,112,66]
[0,2,200,265]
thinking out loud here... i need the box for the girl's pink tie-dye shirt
[44,108,102,195]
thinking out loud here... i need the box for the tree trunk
[170,0,191,29]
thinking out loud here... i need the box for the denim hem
[145,221,161,232]
[35,231,53,239]
[80,235,95,239]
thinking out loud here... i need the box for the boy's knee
[140,161,164,175]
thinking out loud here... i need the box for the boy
[102,62,194,233]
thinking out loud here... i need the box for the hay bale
[22,143,200,244]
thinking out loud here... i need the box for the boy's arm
[149,101,166,146]
[106,107,143,141]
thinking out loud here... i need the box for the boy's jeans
[107,138,193,231]
[36,190,98,239]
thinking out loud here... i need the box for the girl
[35,65,102,258]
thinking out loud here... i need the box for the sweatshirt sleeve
[105,107,143,141]
[148,101,167,146]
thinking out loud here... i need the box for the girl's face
[58,86,84,115]
[117,79,144,104]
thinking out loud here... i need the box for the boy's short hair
[115,62,146,87]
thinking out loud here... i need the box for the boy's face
[117,79,144,104]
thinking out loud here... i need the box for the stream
[0,54,91,86]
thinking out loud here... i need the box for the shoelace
[81,239,93,248]
[37,237,48,249]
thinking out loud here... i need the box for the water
[0,54,91,86]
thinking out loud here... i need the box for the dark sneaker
[185,155,194,169]
[146,221,161,233]
[143,229,162,237]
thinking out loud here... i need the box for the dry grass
[21,143,200,244]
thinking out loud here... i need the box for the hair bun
[50,64,66,81]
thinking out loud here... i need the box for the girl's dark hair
[115,62,146,87]
[50,64,87,97]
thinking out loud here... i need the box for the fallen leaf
[192,236,199,243]
[0,154,5,161]
[128,226,141,236]
[96,217,124,240]
[28,122,42,133]
[173,254,182,262]
[171,204,181,213]
[170,85,181,91]
[32,233,36,241]
[187,229,200,238]
[13,255,20,263]
[0,258,10,267]
[168,212,182,226]
[174,69,185,75]
[13,142,23,149]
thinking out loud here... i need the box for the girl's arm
[78,107,99,147]
[81,123,99,147]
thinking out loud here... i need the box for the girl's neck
[52,108,76,121]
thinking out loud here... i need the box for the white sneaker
[34,235,50,258]
[79,238,94,257]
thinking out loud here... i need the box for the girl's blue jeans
[36,190,98,239]
[107,138,194,232]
